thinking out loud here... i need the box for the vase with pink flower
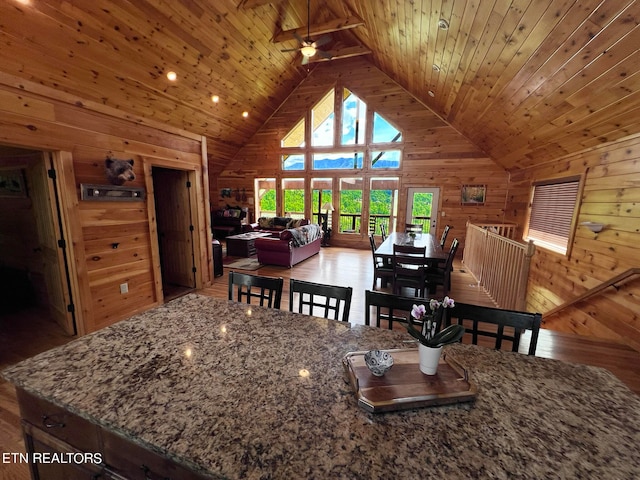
[405,297,465,375]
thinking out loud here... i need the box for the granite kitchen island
[3,294,640,479]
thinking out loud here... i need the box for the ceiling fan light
[300,45,316,57]
[438,19,449,30]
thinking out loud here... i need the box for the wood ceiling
[1,0,638,174]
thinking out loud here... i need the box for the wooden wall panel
[216,58,512,251]
[506,134,640,348]
[0,78,210,335]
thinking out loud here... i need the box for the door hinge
[48,168,56,180]
[57,239,66,249]
[67,303,75,313]
[189,225,195,232]
[192,266,197,273]
[186,180,192,188]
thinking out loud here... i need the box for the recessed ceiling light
[438,19,449,30]
[166,71,177,81]
[428,90,435,97]
[211,95,219,103]
[242,111,249,118]
[432,64,441,72]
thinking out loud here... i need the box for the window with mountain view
[275,86,404,233]
[341,88,366,145]
[281,87,403,172]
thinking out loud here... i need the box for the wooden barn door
[152,167,196,293]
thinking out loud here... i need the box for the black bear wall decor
[104,153,136,186]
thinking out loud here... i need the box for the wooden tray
[342,348,477,413]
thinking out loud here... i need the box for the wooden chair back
[444,302,542,355]
[392,244,427,297]
[426,238,459,296]
[405,223,423,234]
[365,290,444,331]
[440,225,452,248]
[370,234,393,289]
[228,271,284,309]
[289,279,353,322]
[369,216,377,235]
[380,223,388,242]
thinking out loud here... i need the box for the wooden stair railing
[462,222,534,310]
[542,268,640,319]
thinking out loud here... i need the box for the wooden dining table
[375,231,448,262]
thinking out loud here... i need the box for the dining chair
[425,238,459,296]
[392,244,428,297]
[369,234,393,289]
[380,223,388,242]
[289,278,353,322]
[365,290,444,330]
[444,302,542,355]
[369,216,377,235]
[228,271,284,309]
[440,225,452,249]
[405,223,423,234]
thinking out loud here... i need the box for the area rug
[224,257,262,271]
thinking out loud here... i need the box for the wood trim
[272,16,366,43]
[543,268,640,319]
[143,160,164,305]
[52,151,89,336]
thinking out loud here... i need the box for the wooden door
[406,187,440,234]
[153,168,195,288]
[27,154,75,335]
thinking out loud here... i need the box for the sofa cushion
[258,217,275,229]
[284,224,322,247]
[274,216,291,227]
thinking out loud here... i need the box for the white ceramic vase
[418,344,443,375]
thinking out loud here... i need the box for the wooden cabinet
[102,429,208,480]
[16,388,211,480]
[22,423,103,480]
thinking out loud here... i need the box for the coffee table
[226,232,273,257]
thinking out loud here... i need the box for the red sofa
[254,224,322,267]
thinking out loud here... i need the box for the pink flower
[411,304,427,320]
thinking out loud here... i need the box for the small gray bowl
[364,350,394,376]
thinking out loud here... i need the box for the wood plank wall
[507,134,640,350]
[0,75,212,335]
[215,58,512,250]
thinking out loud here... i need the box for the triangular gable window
[281,87,402,171]
[373,113,402,143]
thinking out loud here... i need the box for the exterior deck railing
[463,221,534,310]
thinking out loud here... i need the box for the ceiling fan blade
[293,31,305,44]
[318,49,333,60]
[312,34,332,48]
[281,47,300,52]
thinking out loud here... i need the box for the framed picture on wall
[0,168,27,197]
[461,184,486,205]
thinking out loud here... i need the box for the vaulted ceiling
[1,0,638,175]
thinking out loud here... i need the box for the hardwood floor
[1,245,638,479]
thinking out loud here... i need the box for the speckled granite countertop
[4,294,640,479]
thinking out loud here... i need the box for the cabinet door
[102,429,211,480]
[16,388,101,452]
[23,423,103,480]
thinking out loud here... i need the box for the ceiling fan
[281,0,333,65]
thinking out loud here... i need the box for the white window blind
[526,178,580,254]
